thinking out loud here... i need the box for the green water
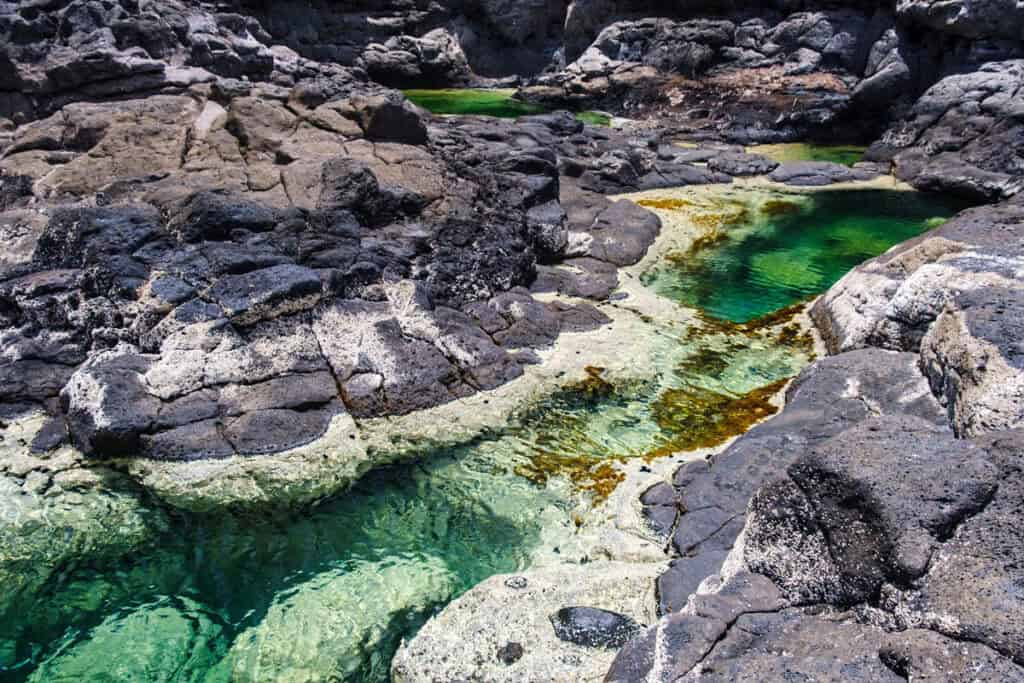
[746,143,867,167]
[404,88,611,125]
[2,187,965,682]
[2,311,812,682]
[641,189,967,323]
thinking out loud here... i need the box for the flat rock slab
[769,161,877,186]
[391,561,663,683]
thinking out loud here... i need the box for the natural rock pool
[404,88,612,125]
[636,187,969,322]
[744,143,868,167]
[2,185,964,682]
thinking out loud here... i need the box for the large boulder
[744,415,998,604]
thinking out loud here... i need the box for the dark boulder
[550,607,643,649]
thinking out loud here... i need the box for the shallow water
[403,88,611,125]
[746,143,867,167]
[640,188,968,322]
[2,186,963,682]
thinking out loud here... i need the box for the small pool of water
[746,143,868,167]
[639,188,968,323]
[2,185,966,682]
[404,88,611,125]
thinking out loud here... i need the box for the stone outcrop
[870,60,1024,201]
[525,1,1024,143]
[609,197,1024,680]
[3,0,1024,680]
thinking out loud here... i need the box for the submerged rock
[27,597,224,683]
[221,556,457,683]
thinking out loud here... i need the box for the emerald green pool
[746,143,868,167]
[2,187,966,682]
[640,189,968,323]
[404,88,611,125]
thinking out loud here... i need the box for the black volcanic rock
[550,607,643,649]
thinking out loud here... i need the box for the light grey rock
[393,562,663,683]
[921,286,1024,436]
[811,197,1024,355]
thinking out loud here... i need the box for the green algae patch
[404,88,546,118]
[403,88,611,126]
[575,111,613,127]
[747,143,867,167]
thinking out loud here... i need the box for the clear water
[1,186,964,682]
[640,189,968,323]
[403,88,611,126]
[745,143,868,167]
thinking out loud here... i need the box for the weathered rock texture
[526,1,1024,145]
[611,198,1024,680]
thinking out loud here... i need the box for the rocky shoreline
[2,0,1023,681]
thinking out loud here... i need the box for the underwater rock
[222,556,457,683]
[27,597,224,683]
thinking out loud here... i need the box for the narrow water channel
[2,182,964,681]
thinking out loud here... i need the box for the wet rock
[550,607,643,649]
[0,412,164,621]
[223,557,457,682]
[27,597,223,683]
